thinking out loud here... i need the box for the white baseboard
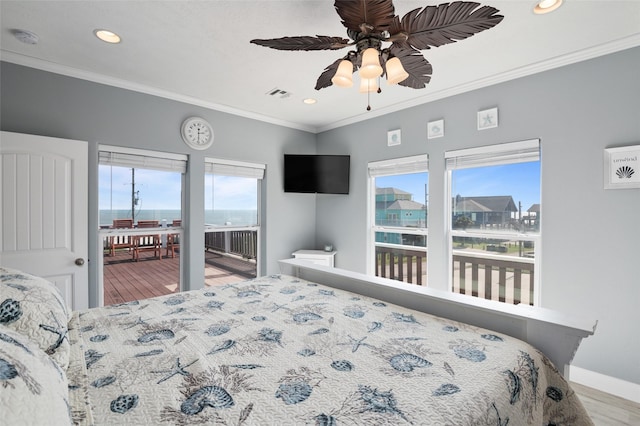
[570,365,640,403]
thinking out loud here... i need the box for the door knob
[75,258,85,266]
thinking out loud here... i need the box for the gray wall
[316,47,640,385]
[0,62,318,305]
[2,46,639,385]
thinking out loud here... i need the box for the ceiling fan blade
[334,0,396,34]
[315,58,347,90]
[250,35,350,51]
[390,46,432,89]
[388,15,403,37]
[394,1,503,50]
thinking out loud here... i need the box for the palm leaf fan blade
[398,1,503,51]
[250,35,350,51]
[334,0,396,33]
[315,58,346,90]
[390,47,432,89]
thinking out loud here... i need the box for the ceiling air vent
[266,88,292,99]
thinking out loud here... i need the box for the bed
[0,263,596,425]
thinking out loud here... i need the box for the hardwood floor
[103,249,256,305]
[572,382,640,425]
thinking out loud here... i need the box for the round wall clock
[181,117,213,150]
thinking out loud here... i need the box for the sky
[377,162,540,211]
[451,162,540,210]
[100,160,540,213]
[99,166,257,211]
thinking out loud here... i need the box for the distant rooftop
[454,195,517,212]
[377,187,412,195]
[387,199,425,210]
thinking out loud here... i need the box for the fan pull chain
[365,77,382,111]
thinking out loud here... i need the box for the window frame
[367,155,429,281]
[97,145,187,307]
[445,139,541,305]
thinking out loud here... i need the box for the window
[204,158,265,286]
[98,146,186,306]
[446,139,540,305]
[368,155,428,285]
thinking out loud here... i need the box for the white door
[1,131,88,310]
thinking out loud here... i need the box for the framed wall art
[387,129,401,146]
[604,145,640,189]
[477,107,498,130]
[427,119,444,139]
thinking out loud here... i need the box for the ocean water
[100,210,258,227]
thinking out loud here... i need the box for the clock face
[181,117,213,150]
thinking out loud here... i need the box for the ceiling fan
[251,0,504,107]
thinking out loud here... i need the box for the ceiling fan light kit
[331,60,355,87]
[250,0,504,110]
[360,47,384,79]
[359,77,379,94]
[385,57,409,85]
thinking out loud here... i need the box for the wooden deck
[103,249,257,305]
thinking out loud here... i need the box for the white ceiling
[1,1,639,133]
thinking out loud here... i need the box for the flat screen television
[284,154,350,194]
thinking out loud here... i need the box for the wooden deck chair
[109,219,134,257]
[133,220,162,261]
[166,219,181,258]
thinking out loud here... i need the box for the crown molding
[316,33,640,133]
[0,50,317,134]
[2,33,639,134]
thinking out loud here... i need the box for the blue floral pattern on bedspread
[66,274,592,425]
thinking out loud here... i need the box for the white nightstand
[292,250,337,267]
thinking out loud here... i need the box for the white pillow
[0,325,72,425]
[0,267,71,369]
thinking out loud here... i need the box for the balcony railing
[452,251,534,305]
[205,229,257,259]
[375,246,427,285]
[374,246,535,305]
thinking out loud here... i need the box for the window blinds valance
[368,154,429,177]
[445,139,540,170]
[205,157,265,179]
[99,146,187,173]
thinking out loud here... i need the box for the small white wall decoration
[604,145,640,189]
[427,119,444,139]
[477,107,498,130]
[387,129,401,146]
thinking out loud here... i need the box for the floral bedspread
[67,274,592,425]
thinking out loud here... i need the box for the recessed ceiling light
[533,0,563,15]
[303,98,317,105]
[94,29,121,44]
[11,29,39,45]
